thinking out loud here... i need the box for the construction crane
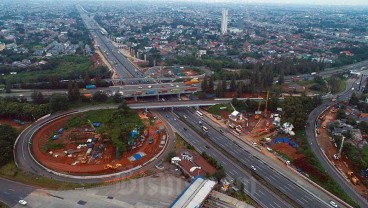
[254,99,262,119]
[255,90,269,119]
[263,90,270,117]
[334,136,345,160]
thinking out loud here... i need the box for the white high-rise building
[221,9,228,35]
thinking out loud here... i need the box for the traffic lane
[160,111,290,208]
[158,110,292,208]
[307,99,368,206]
[0,178,34,207]
[14,105,173,183]
[182,110,326,208]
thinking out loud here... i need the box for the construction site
[205,91,304,168]
[31,110,167,175]
[316,103,368,196]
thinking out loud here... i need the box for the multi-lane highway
[78,6,148,84]
[167,108,334,208]
[157,110,293,208]
[306,75,368,208]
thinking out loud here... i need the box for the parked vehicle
[136,91,143,95]
[148,89,155,94]
[86,85,96,89]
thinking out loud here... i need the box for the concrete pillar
[195,106,199,110]
[144,54,147,61]
[136,52,139,59]
[171,107,174,112]
[144,108,148,113]
[134,96,137,101]
[157,94,160,101]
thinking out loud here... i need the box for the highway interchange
[2,5,368,208]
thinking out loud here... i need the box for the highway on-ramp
[14,104,175,183]
[306,77,368,208]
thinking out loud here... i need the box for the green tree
[83,73,91,85]
[215,81,224,98]
[208,75,214,94]
[349,93,359,106]
[0,124,17,167]
[92,91,108,102]
[49,94,69,113]
[230,76,236,92]
[5,82,11,93]
[236,81,245,97]
[31,91,45,104]
[68,81,80,102]
[166,151,176,162]
[201,76,208,92]
[213,168,226,181]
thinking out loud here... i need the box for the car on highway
[176,85,179,87]
[183,127,187,131]
[148,85,152,88]
[18,200,27,206]
[138,86,142,89]
[329,200,338,207]
[219,129,223,134]
[162,85,166,88]
[251,165,256,171]
[170,84,174,87]
[351,87,354,91]
[183,115,187,119]
[205,145,210,149]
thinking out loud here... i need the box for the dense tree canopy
[0,125,17,167]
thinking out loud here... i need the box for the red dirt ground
[32,112,166,175]
[0,118,30,132]
[318,109,368,195]
[271,143,303,161]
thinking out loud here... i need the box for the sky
[166,0,368,6]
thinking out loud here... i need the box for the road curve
[306,79,368,207]
[14,104,174,183]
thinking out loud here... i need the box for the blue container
[58,128,64,134]
[86,85,96,89]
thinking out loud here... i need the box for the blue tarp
[131,129,138,139]
[87,143,94,148]
[133,153,142,160]
[58,128,64,134]
[93,122,101,127]
[283,137,290,143]
[53,135,59,140]
[289,141,298,148]
[274,137,283,143]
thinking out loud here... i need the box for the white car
[148,85,152,88]
[251,165,256,171]
[170,84,174,87]
[176,85,179,88]
[18,200,27,206]
[138,86,142,89]
[351,87,354,91]
[329,201,338,207]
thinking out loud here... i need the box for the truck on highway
[162,89,168,93]
[135,91,143,95]
[86,85,96,89]
[147,89,155,94]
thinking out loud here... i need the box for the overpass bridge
[128,100,228,111]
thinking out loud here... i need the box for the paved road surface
[14,105,175,183]
[157,110,292,208]
[306,76,368,208]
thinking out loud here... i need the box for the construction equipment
[263,90,270,117]
[104,164,114,169]
[347,171,360,185]
[254,99,262,119]
[334,136,345,160]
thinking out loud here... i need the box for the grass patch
[338,79,347,93]
[5,56,92,83]
[175,133,194,151]
[208,103,233,115]
[295,130,359,207]
[0,161,101,190]
[297,80,314,86]
[228,189,261,208]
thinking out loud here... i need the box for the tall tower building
[221,9,228,35]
